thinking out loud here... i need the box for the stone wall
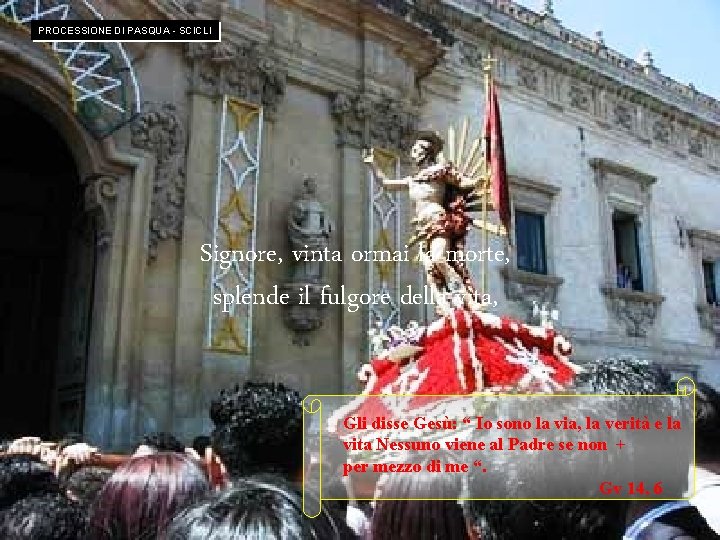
[7,0,715,446]
[148,0,719,440]
[419,1,720,390]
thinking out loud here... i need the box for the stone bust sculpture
[287,176,332,283]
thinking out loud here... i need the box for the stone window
[516,210,547,275]
[590,158,664,337]
[612,211,643,291]
[689,228,720,344]
[501,177,563,321]
[702,260,719,306]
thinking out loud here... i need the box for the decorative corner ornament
[83,174,118,248]
[131,102,187,261]
[501,267,564,323]
[696,303,720,346]
[600,286,664,338]
[331,92,419,151]
[185,40,286,114]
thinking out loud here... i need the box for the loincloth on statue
[409,196,469,244]
[409,197,476,297]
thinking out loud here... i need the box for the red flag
[483,80,511,235]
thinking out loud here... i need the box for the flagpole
[481,54,495,301]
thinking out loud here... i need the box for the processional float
[326,57,580,481]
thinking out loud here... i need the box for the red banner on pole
[483,80,511,234]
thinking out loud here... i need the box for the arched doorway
[0,19,156,447]
[0,93,95,439]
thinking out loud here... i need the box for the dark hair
[574,356,690,489]
[167,475,353,540]
[468,358,682,540]
[574,355,673,394]
[415,130,444,157]
[0,493,88,539]
[210,381,302,478]
[139,432,185,453]
[371,464,467,540]
[61,466,113,510]
[695,382,720,462]
[88,452,209,539]
[191,435,210,456]
[466,500,627,540]
[0,454,60,509]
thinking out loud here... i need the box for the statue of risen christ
[364,131,490,315]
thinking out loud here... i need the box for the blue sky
[513,0,720,99]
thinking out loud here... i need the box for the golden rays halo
[436,117,493,211]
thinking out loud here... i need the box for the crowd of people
[0,358,718,539]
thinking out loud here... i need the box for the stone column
[131,103,187,440]
[338,145,368,392]
[180,39,287,432]
[81,174,127,447]
[173,92,220,437]
[82,157,154,449]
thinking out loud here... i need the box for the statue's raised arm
[362,148,410,190]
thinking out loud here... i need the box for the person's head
[695,382,720,464]
[134,432,185,456]
[575,357,693,514]
[61,466,113,510]
[0,454,60,509]
[167,475,353,540]
[191,435,210,456]
[465,500,627,540]
[371,464,469,540]
[210,381,302,479]
[574,355,673,395]
[411,131,443,166]
[88,452,210,540]
[0,493,87,539]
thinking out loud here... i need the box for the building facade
[0,0,718,449]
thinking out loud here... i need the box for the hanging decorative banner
[206,96,263,355]
[367,147,402,353]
